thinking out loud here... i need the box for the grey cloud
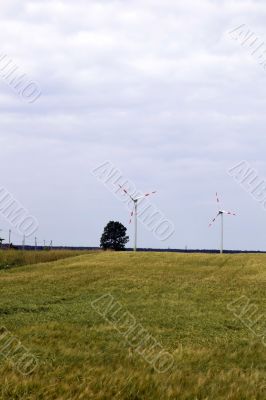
[0,0,265,249]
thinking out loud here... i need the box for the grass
[0,249,91,270]
[0,251,265,399]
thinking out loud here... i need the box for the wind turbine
[118,185,156,252]
[209,193,236,254]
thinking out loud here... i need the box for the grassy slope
[0,250,92,270]
[0,252,265,400]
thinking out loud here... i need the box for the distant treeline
[1,244,265,254]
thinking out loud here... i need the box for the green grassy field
[0,251,265,399]
[0,249,91,270]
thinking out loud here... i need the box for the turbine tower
[118,185,156,252]
[209,193,236,254]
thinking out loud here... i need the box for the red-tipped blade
[135,191,156,200]
[129,207,134,224]
[118,184,134,201]
[145,191,156,197]
[223,210,236,216]
[209,212,220,227]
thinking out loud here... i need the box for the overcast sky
[0,0,266,250]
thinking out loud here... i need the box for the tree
[100,221,129,251]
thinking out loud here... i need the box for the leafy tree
[100,221,129,251]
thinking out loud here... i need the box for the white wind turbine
[209,193,236,254]
[118,185,156,252]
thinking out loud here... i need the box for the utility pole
[43,240,46,250]
[22,235,25,250]
[50,240,53,250]
[8,230,11,248]
[34,237,37,251]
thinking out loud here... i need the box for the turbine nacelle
[219,210,236,215]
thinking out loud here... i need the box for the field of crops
[0,249,91,270]
[0,251,265,399]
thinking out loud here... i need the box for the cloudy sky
[0,0,266,250]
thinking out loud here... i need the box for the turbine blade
[215,192,223,212]
[135,191,156,200]
[209,212,220,227]
[129,206,134,224]
[145,191,156,196]
[118,184,134,201]
[223,210,236,216]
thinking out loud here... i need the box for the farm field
[0,251,265,400]
[0,249,91,270]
